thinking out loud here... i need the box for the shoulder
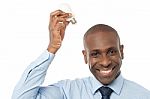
[123,79,150,97]
[44,77,93,98]
[50,76,92,91]
[56,76,91,87]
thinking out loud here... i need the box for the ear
[82,50,88,64]
[120,45,124,59]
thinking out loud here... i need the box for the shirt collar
[90,73,124,95]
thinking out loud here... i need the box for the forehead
[85,31,119,50]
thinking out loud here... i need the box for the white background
[1,0,150,98]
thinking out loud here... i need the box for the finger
[57,17,68,23]
[52,22,63,34]
[51,11,71,19]
[51,17,68,28]
[50,10,70,19]
[53,22,66,39]
[56,22,65,30]
[59,22,68,40]
[60,28,65,40]
[49,16,66,30]
[49,10,71,29]
[56,13,72,25]
[64,21,70,26]
[50,10,64,17]
[50,10,64,24]
[57,13,71,18]
[52,15,70,24]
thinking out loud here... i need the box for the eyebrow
[90,49,100,52]
[107,47,118,51]
[90,47,118,53]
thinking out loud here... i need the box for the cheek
[88,58,98,68]
[111,56,122,66]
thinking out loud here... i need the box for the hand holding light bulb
[58,3,77,24]
[47,4,77,53]
[47,10,69,53]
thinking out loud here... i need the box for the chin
[99,78,114,85]
[94,74,116,85]
[97,72,121,85]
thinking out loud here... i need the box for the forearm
[12,50,55,99]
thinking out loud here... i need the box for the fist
[47,10,71,54]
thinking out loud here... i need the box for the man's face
[83,31,124,85]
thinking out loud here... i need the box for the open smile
[96,67,115,77]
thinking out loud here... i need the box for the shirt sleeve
[12,50,63,99]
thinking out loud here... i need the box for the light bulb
[58,3,77,24]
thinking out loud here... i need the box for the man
[12,10,150,99]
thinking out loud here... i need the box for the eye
[107,49,117,56]
[90,51,100,58]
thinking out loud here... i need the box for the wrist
[47,45,59,54]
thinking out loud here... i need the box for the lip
[96,67,115,77]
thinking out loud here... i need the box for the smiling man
[82,25,123,86]
[12,10,150,99]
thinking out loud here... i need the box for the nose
[99,55,111,67]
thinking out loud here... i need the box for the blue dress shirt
[12,50,150,99]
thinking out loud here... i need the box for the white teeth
[100,69,112,75]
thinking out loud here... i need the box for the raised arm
[12,10,70,99]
